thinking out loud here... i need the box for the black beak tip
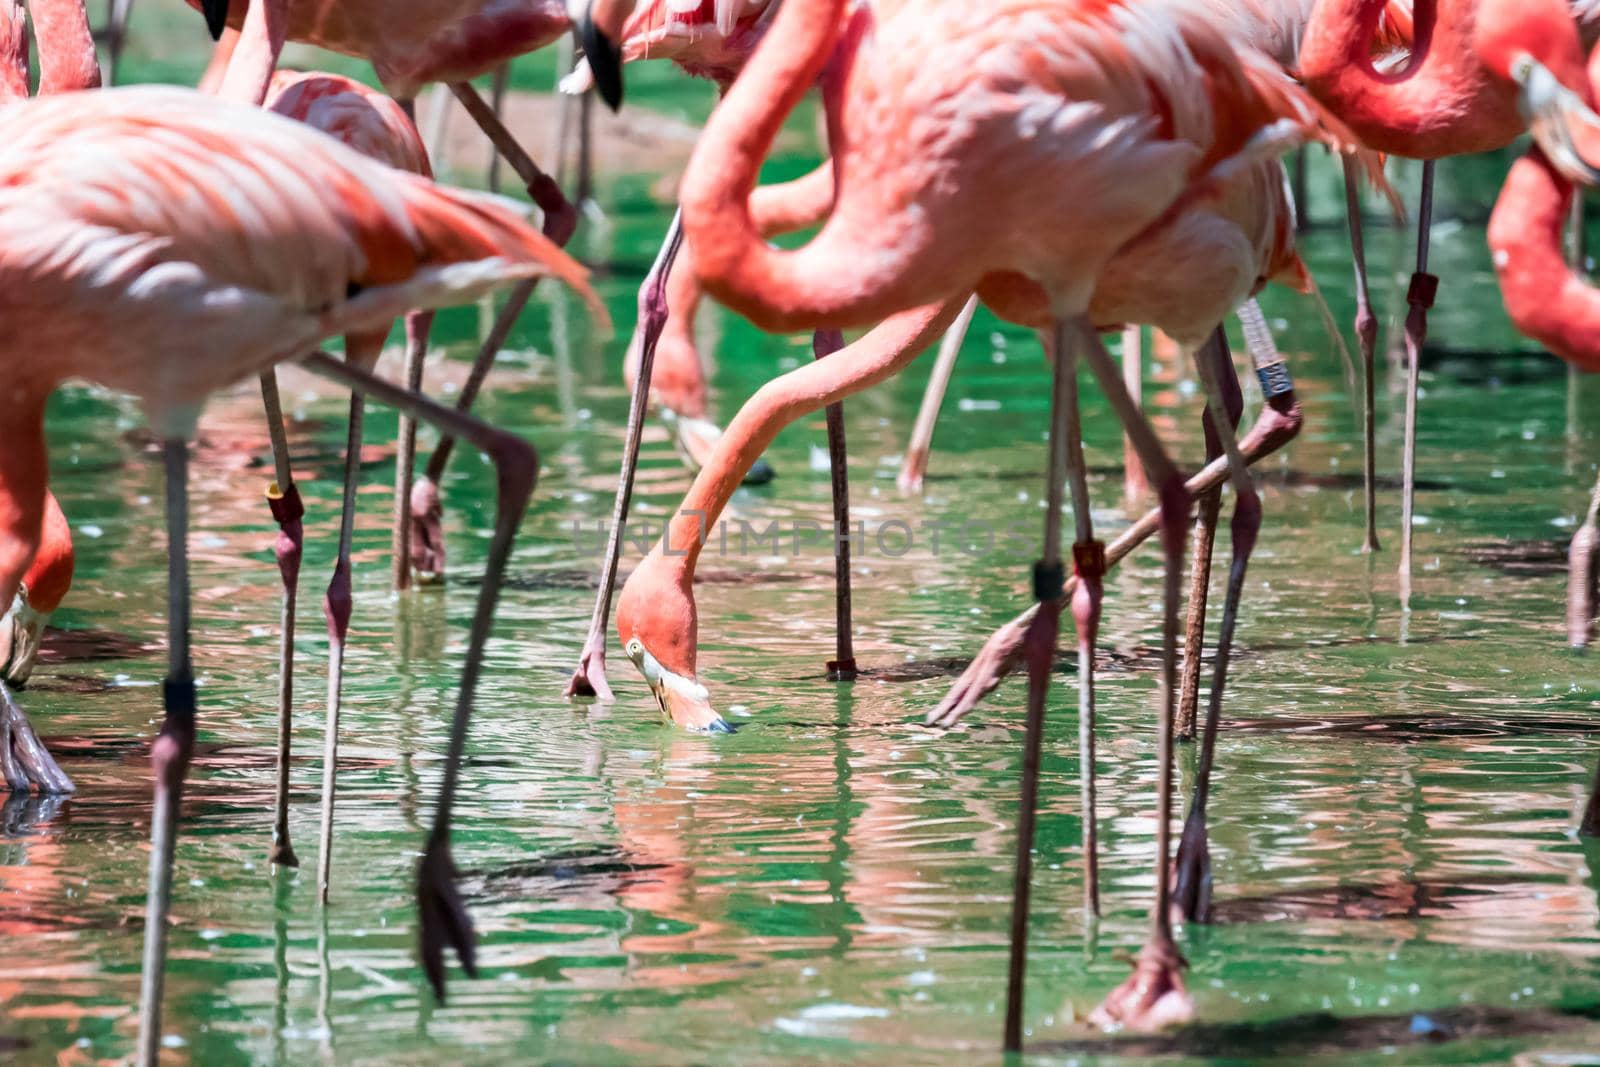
[578,18,624,112]
[201,0,230,41]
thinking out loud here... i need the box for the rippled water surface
[6,66,1600,1063]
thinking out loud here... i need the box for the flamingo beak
[577,7,625,112]
[1514,54,1600,186]
[200,0,231,42]
[0,591,44,688]
[623,638,733,733]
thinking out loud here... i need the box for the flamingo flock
[6,0,1600,1058]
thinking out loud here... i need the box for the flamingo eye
[626,638,643,657]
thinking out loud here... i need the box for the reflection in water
[6,156,1600,1062]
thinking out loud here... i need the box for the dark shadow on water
[1461,538,1570,578]
[1034,1002,1599,1059]
[38,625,157,664]
[1421,341,1565,383]
[1212,873,1547,924]
[484,568,812,592]
[465,846,671,902]
[918,466,1451,493]
[856,632,1460,684]
[1222,712,1596,742]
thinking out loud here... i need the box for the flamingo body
[0,85,594,607]
[189,0,569,97]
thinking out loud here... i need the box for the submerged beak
[200,0,231,41]
[625,639,733,733]
[0,591,44,687]
[1515,55,1600,186]
[576,9,624,112]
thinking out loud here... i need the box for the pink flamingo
[1488,45,1600,832]
[564,0,858,703]
[0,492,75,795]
[190,0,583,593]
[615,0,1378,1038]
[0,83,597,1059]
[1300,0,1600,605]
[255,69,438,899]
[0,0,99,797]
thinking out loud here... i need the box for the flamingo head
[614,554,731,733]
[1479,0,1600,184]
[1,492,73,688]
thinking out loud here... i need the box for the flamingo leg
[1175,337,1234,743]
[448,82,576,245]
[1343,156,1381,554]
[298,350,537,1000]
[1002,320,1074,1055]
[408,282,536,583]
[813,329,857,678]
[136,439,197,1067]
[485,64,510,194]
[1584,754,1600,836]
[896,293,980,494]
[930,397,1301,728]
[104,0,135,85]
[1568,471,1600,650]
[1567,195,1597,649]
[577,90,595,207]
[1172,317,1273,926]
[1063,342,1102,922]
[406,85,573,586]
[1123,323,1146,506]
[260,370,303,869]
[1399,162,1438,608]
[0,681,74,794]
[1079,320,1194,1033]
[392,311,433,592]
[316,389,364,905]
[566,212,684,702]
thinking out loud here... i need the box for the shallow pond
[5,61,1600,1064]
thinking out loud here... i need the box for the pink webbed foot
[564,634,615,702]
[417,836,477,1001]
[1171,808,1212,925]
[408,476,446,585]
[926,603,1041,728]
[1087,936,1194,1032]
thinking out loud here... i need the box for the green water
[8,21,1600,1063]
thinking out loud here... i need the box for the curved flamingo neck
[682,0,909,332]
[217,0,287,104]
[32,0,100,94]
[0,399,49,613]
[1299,0,1516,157]
[1488,148,1600,369]
[23,491,73,615]
[620,299,964,676]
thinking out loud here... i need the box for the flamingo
[188,0,583,594]
[1299,0,1600,607]
[250,69,438,900]
[563,0,855,704]
[0,83,599,1060]
[613,0,1383,1038]
[0,492,75,796]
[0,0,101,799]
[1487,47,1600,832]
